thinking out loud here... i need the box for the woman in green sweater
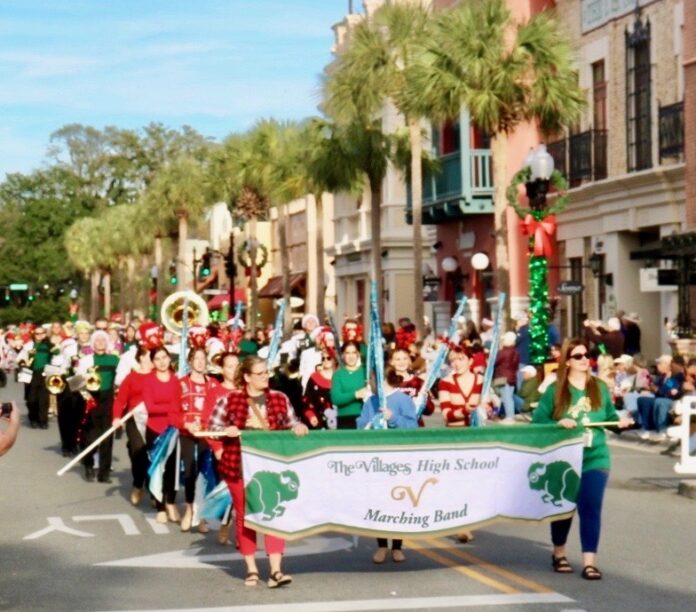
[532,338,632,581]
[330,341,369,429]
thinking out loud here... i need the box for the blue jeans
[637,396,673,433]
[551,469,609,553]
[623,392,650,427]
[500,384,515,420]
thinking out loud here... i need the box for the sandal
[244,572,260,587]
[267,571,292,588]
[391,549,406,563]
[372,547,388,564]
[552,555,574,574]
[581,565,602,580]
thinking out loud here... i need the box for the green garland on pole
[507,167,569,366]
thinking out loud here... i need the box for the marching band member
[207,356,308,588]
[141,346,182,523]
[299,326,335,391]
[19,325,52,429]
[55,323,79,456]
[389,347,434,427]
[174,328,219,532]
[301,348,337,429]
[330,341,369,430]
[76,330,119,482]
[112,345,153,506]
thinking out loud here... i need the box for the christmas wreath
[506,166,569,220]
[237,241,268,270]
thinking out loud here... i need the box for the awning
[258,273,306,298]
[207,289,246,310]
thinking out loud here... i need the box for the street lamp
[587,252,603,277]
[470,252,490,325]
[524,144,555,211]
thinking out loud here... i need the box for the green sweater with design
[532,379,619,472]
[330,366,367,418]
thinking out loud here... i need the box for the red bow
[521,214,556,258]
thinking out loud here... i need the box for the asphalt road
[1,377,695,612]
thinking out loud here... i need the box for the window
[592,60,606,130]
[626,18,652,172]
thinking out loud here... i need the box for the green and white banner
[241,426,583,540]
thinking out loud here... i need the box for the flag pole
[56,410,136,476]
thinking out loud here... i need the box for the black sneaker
[97,474,112,484]
[84,467,96,482]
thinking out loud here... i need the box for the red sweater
[113,371,148,420]
[174,375,220,432]
[202,384,236,456]
[142,372,182,434]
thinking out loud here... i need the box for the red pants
[226,478,285,556]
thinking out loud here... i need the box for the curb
[678,480,696,500]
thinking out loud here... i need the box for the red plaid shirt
[207,388,295,481]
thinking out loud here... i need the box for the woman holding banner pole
[208,356,308,588]
[532,339,632,580]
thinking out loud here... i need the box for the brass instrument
[85,367,101,392]
[161,291,209,336]
[208,351,223,374]
[46,374,66,395]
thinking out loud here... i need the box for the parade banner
[241,426,583,540]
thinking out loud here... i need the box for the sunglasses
[569,352,589,360]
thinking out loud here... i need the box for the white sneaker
[638,431,651,441]
[651,432,667,443]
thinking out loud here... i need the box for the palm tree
[323,1,433,335]
[413,0,585,301]
[65,216,106,320]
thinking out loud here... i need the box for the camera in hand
[0,402,12,417]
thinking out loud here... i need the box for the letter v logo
[390,477,439,508]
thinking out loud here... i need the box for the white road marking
[74,513,140,535]
[102,592,574,612]
[144,513,170,534]
[96,536,354,568]
[23,517,94,540]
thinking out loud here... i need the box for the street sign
[9,283,28,291]
[556,280,584,295]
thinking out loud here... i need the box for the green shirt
[31,341,52,371]
[330,366,367,418]
[93,353,119,391]
[532,379,619,472]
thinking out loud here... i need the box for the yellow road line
[427,537,554,593]
[404,539,520,594]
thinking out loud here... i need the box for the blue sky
[0,0,348,180]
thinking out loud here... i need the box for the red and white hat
[137,322,164,350]
[188,325,209,349]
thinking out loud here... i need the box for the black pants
[337,415,357,430]
[27,372,49,426]
[57,391,84,453]
[126,422,159,490]
[377,538,402,549]
[179,435,208,504]
[81,391,114,479]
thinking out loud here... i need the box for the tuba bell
[208,351,224,375]
[85,367,101,392]
[161,291,209,336]
[46,374,66,395]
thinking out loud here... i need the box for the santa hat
[187,325,209,349]
[310,325,335,349]
[302,314,319,330]
[225,317,246,330]
[137,322,164,350]
[90,330,113,352]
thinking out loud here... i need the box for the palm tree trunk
[154,236,163,320]
[409,117,424,338]
[103,271,111,319]
[90,269,100,321]
[491,133,510,305]
[126,256,136,322]
[369,176,383,317]
[117,261,126,318]
[177,214,188,289]
[314,192,326,321]
[249,218,259,331]
[276,202,292,332]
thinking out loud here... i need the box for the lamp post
[470,252,490,326]
[441,256,465,314]
[519,144,558,366]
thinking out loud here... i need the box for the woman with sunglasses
[208,356,308,588]
[532,339,633,581]
[301,350,338,429]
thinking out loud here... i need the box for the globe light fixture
[441,256,459,273]
[471,252,490,271]
[529,144,555,181]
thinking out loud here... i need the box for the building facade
[551,0,687,357]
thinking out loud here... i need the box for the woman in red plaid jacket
[207,356,308,589]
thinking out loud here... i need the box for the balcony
[406,149,494,225]
[547,129,607,188]
[659,101,684,164]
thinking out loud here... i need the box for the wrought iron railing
[548,129,607,187]
[659,101,684,163]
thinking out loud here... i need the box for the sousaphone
[161,290,209,336]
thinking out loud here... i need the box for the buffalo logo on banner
[245,470,301,520]
[527,461,580,507]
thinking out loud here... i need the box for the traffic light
[168,260,178,285]
[200,249,212,278]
